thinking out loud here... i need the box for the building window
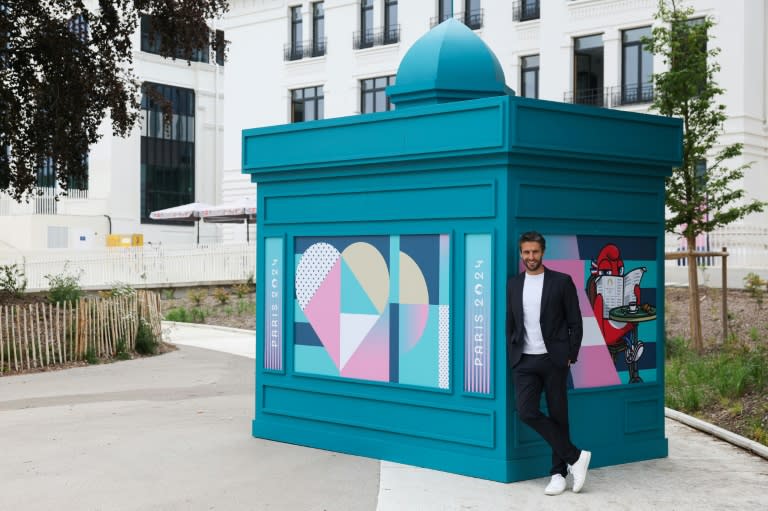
[140,83,195,223]
[37,157,57,189]
[68,14,89,43]
[289,6,303,60]
[291,86,324,122]
[215,29,225,66]
[620,26,653,105]
[513,0,540,22]
[438,0,452,23]
[360,0,374,48]
[140,14,215,64]
[520,55,539,99]
[312,2,326,56]
[572,34,604,106]
[354,0,399,49]
[361,76,395,113]
[384,0,398,44]
[464,0,483,30]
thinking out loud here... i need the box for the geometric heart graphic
[296,241,390,373]
[294,234,450,389]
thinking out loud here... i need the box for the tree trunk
[686,234,704,353]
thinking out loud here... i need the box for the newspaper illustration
[595,267,646,317]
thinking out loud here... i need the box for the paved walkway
[0,322,765,511]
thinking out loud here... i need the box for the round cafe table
[609,305,657,383]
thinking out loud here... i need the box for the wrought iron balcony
[564,85,655,108]
[429,13,454,28]
[609,84,655,106]
[563,88,608,107]
[512,1,540,22]
[283,38,327,61]
[430,10,484,29]
[353,25,400,50]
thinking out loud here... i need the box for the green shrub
[107,281,136,298]
[236,299,255,315]
[165,306,206,323]
[0,263,27,297]
[45,265,83,303]
[665,336,689,360]
[160,288,176,300]
[165,307,191,323]
[115,338,131,360]
[190,307,207,323]
[188,289,206,306]
[213,287,229,305]
[85,346,98,364]
[743,272,766,307]
[135,320,158,355]
[233,283,251,299]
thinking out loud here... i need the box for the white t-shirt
[522,272,547,355]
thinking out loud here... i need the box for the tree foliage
[645,0,765,239]
[0,0,228,201]
[645,0,766,353]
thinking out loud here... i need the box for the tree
[0,0,229,200]
[645,0,765,352]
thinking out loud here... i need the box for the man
[506,231,591,495]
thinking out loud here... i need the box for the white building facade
[221,0,768,277]
[0,6,228,251]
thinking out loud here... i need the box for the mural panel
[264,237,284,371]
[294,234,450,389]
[465,234,492,395]
[536,235,658,388]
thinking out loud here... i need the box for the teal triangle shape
[341,258,379,315]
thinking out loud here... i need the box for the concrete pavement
[0,322,765,511]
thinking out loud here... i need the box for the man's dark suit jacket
[506,267,584,369]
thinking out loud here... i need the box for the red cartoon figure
[586,244,646,383]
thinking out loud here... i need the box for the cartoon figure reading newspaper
[586,243,650,383]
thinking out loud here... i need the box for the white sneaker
[569,450,591,493]
[544,474,567,496]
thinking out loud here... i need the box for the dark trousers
[514,353,580,477]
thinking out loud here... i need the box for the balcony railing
[564,88,607,107]
[564,85,655,109]
[459,10,484,30]
[512,1,540,22]
[430,10,484,29]
[609,84,655,106]
[429,13,454,28]
[353,25,400,50]
[284,38,327,61]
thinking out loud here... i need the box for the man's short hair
[519,231,546,252]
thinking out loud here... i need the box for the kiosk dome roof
[387,18,511,108]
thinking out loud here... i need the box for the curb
[665,407,768,461]
[161,321,256,336]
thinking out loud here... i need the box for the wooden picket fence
[0,290,162,374]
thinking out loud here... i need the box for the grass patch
[666,339,768,445]
[164,306,206,324]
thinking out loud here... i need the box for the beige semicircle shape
[341,242,389,314]
[399,252,429,305]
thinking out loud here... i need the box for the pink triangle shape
[303,258,341,368]
[342,307,390,382]
[569,345,621,388]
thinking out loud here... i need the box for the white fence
[0,243,255,292]
[0,187,89,216]
[664,224,768,269]
[664,224,768,288]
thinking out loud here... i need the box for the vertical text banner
[264,237,283,371]
[464,234,492,394]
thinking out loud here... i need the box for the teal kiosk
[243,20,682,482]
